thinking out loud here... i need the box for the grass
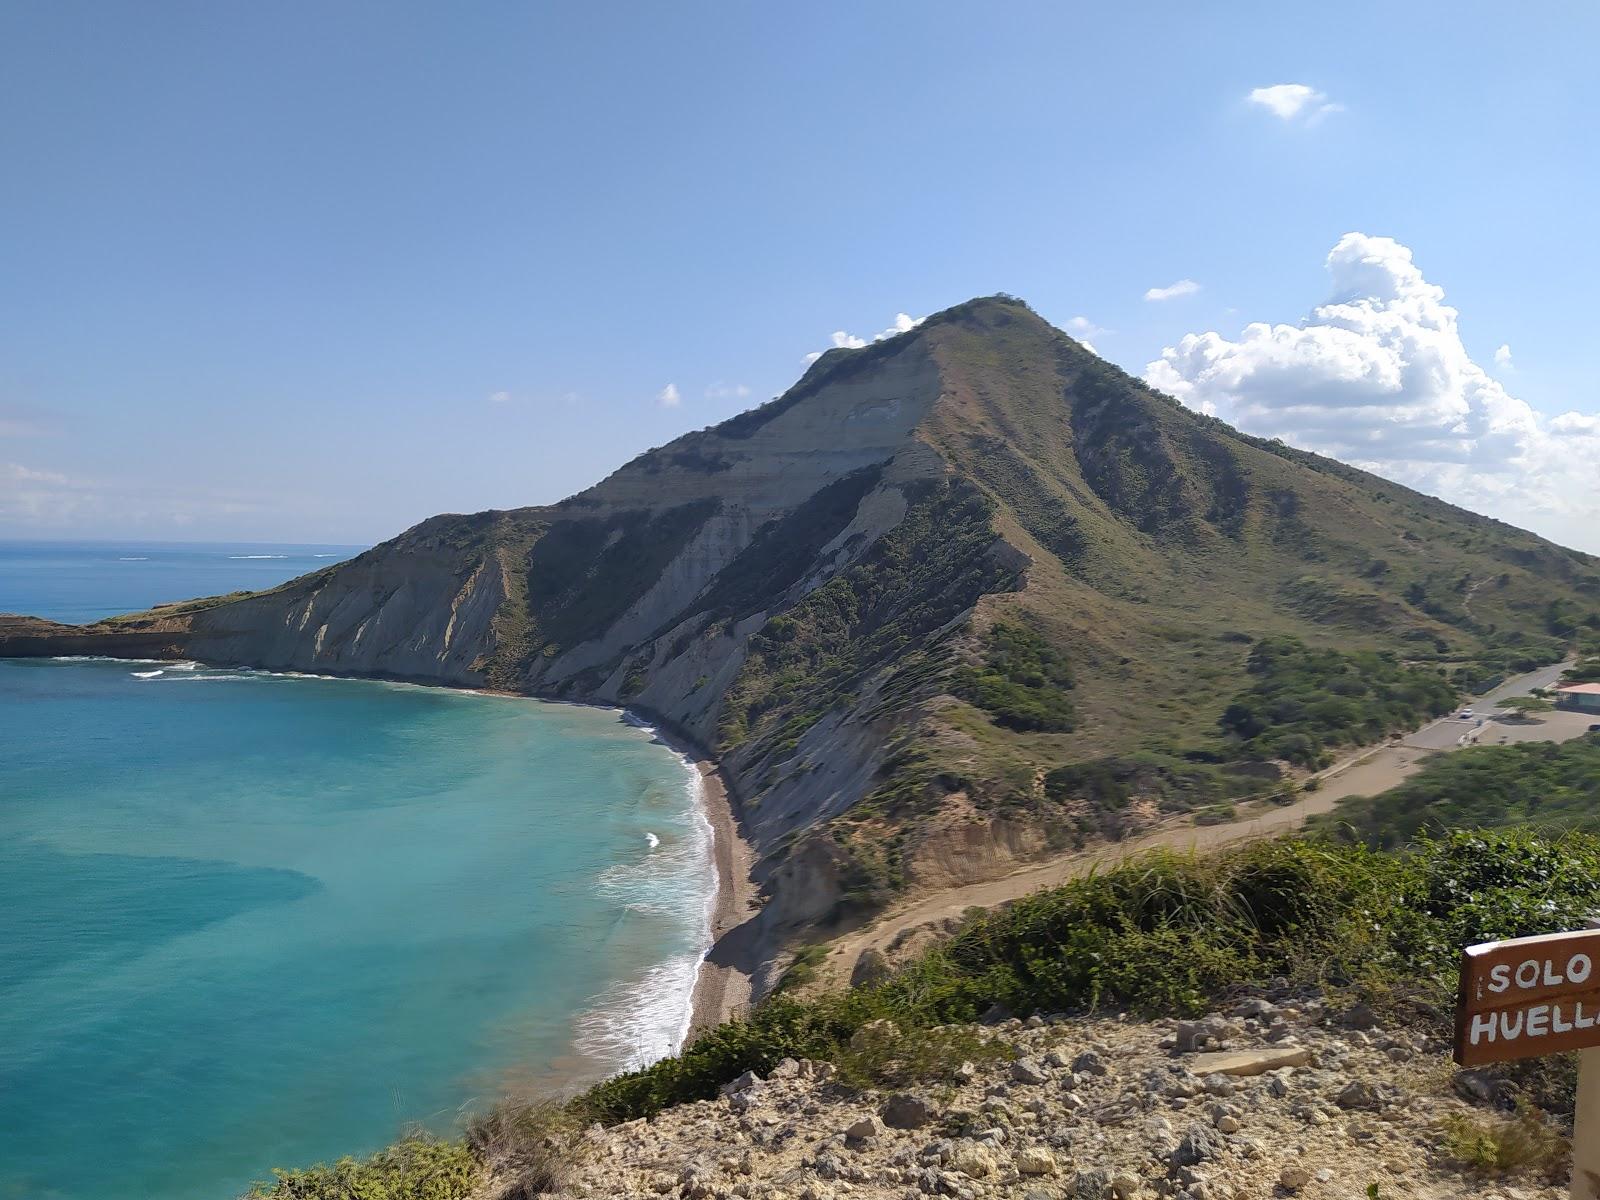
[243,1133,479,1200]
[1440,1107,1569,1178]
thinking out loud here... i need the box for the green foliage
[1040,752,1255,842]
[1220,636,1457,767]
[1565,656,1600,683]
[244,1134,479,1200]
[1496,695,1553,716]
[955,621,1076,732]
[1314,736,1600,848]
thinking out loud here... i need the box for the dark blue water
[0,539,365,624]
[0,546,712,1200]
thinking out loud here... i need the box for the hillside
[4,295,1598,987]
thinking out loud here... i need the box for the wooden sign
[1454,927,1600,1067]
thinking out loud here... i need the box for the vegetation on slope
[718,478,1018,757]
[1314,735,1600,848]
[954,621,1076,732]
[1219,636,1458,768]
[247,829,1600,1197]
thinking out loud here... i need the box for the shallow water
[0,657,711,1200]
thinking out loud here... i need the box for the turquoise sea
[0,544,714,1199]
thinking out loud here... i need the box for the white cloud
[705,382,752,400]
[1494,343,1514,369]
[1144,279,1201,303]
[657,383,681,408]
[488,390,512,404]
[1143,232,1600,554]
[1247,83,1343,123]
[2,461,84,522]
[805,312,926,363]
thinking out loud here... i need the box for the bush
[1315,736,1600,848]
[243,1133,479,1200]
[465,1099,582,1199]
[955,621,1076,732]
[1220,636,1456,767]
[1440,1107,1568,1178]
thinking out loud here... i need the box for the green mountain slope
[5,295,1597,975]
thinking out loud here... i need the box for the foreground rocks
[518,992,1568,1199]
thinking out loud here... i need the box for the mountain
[6,295,1598,985]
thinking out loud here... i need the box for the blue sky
[2,2,1597,550]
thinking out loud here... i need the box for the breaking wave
[575,739,717,1073]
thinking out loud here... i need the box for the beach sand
[687,760,759,1033]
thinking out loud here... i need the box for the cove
[0,657,712,1200]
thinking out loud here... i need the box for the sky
[2,2,1597,552]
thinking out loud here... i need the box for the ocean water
[0,546,714,1200]
[0,539,365,624]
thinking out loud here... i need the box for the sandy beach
[686,759,759,1033]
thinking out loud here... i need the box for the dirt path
[811,660,1576,989]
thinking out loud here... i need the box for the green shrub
[1315,736,1600,848]
[955,621,1076,732]
[1220,636,1457,767]
[244,1133,479,1200]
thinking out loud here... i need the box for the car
[1457,709,1475,719]
[1590,723,1600,733]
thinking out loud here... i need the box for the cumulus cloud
[1144,233,1600,554]
[657,383,681,408]
[805,312,926,363]
[488,390,512,404]
[1247,83,1343,123]
[1144,279,1201,302]
[1494,344,1514,369]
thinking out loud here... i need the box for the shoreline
[684,758,759,1034]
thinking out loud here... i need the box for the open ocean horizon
[0,541,715,1200]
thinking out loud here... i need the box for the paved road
[1402,660,1574,750]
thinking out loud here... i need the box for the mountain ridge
[5,294,1597,993]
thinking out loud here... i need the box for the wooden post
[1577,916,1600,1200]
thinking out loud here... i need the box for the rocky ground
[535,990,1569,1199]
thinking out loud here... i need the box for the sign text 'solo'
[1455,928,1600,1067]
